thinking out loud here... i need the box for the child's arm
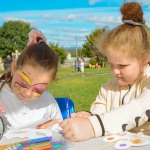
[88,89,150,138]
[68,79,109,120]
[90,82,110,115]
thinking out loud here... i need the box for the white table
[68,136,150,150]
[0,122,150,150]
[1,132,150,150]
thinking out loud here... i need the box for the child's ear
[11,59,17,74]
[142,54,149,66]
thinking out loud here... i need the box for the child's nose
[25,88,33,96]
[113,68,120,75]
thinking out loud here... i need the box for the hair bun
[120,2,144,24]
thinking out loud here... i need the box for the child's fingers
[36,31,47,42]
[27,29,47,46]
[63,129,74,139]
[59,119,68,128]
[71,113,77,118]
[71,112,85,118]
[76,111,91,118]
[59,119,72,135]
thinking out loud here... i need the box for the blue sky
[0,0,150,48]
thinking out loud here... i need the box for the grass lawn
[0,67,112,111]
[47,67,113,111]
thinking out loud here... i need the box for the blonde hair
[95,2,150,59]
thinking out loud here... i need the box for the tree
[81,28,106,58]
[82,27,109,67]
[49,42,67,64]
[0,21,31,59]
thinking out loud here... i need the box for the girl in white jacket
[60,2,150,141]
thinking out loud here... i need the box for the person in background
[77,56,81,72]
[4,55,12,71]
[0,29,62,130]
[73,59,76,72]
[59,2,150,141]
[80,56,84,73]
[74,57,81,72]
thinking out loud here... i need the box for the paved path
[57,72,111,79]
[0,72,111,79]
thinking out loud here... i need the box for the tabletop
[0,122,150,150]
[1,132,150,150]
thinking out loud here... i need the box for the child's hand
[71,111,91,118]
[27,29,47,46]
[59,118,95,141]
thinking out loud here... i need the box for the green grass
[0,66,112,111]
[47,67,112,111]
[57,67,110,76]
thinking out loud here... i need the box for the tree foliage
[82,28,106,57]
[81,28,108,66]
[0,21,31,59]
[49,42,67,64]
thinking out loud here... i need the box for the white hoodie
[88,65,150,137]
[0,84,62,129]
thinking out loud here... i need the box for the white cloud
[0,6,149,48]
[62,28,88,33]
[4,17,32,23]
[67,14,79,21]
[137,0,150,5]
[87,15,121,26]
[43,14,53,19]
[60,14,80,21]
[79,28,89,33]
[89,0,102,5]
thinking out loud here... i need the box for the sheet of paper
[51,123,62,132]
[4,128,52,139]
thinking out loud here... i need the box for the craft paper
[4,128,52,139]
[51,123,62,132]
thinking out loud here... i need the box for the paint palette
[102,135,120,143]
[117,132,129,139]
[113,140,131,150]
[103,132,129,143]
[103,132,150,149]
[129,137,150,147]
